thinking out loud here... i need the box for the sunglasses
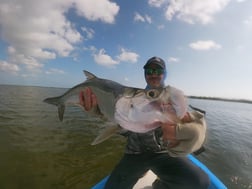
[145,68,165,75]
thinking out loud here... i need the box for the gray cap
[143,56,166,69]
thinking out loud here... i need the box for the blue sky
[0,0,252,100]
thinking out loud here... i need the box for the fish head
[123,87,166,102]
[115,87,176,133]
[121,87,167,113]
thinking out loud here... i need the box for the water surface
[0,85,251,189]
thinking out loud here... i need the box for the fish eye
[146,89,160,99]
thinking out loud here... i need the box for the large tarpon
[44,70,206,155]
[43,71,177,142]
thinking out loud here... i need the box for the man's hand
[161,112,193,148]
[79,87,98,111]
[161,122,176,140]
[181,112,192,123]
[161,122,180,148]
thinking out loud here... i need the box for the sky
[0,0,252,100]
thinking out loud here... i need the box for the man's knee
[201,175,210,189]
[153,173,210,189]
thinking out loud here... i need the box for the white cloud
[117,48,139,63]
[157,24,165,30]
[168,57,179,63]
[165,0,230,24]
[0,0,119,74]
[92,48,139,67]
[93,49,118,67]
[45,68,65,75]
[8,46,44,71]
[0,60,19,74]
[134,12,145,22]
[189,40,222,50]
[145,15,152,24]
[89,46,97,52]
[148,0,167,7]
[134,12,152,24]
[73,0,119,24]
[81,27,95,40]
[243,16,252,27]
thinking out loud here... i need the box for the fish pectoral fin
[43,96,65,121]
[91,124,122,145]
[58,104,65,121]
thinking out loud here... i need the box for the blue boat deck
[92,154,227,189]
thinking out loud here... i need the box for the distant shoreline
[1,84,252,104]
[188,96,252,104]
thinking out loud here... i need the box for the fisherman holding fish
[79,57,210,189]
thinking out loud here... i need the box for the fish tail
[43,96,65,121]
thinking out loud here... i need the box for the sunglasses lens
[145,68,164,75]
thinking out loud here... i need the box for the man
[79,56,209,189]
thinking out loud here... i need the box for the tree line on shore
[187,96,252,104]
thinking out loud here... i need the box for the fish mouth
[114,93,168,133]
